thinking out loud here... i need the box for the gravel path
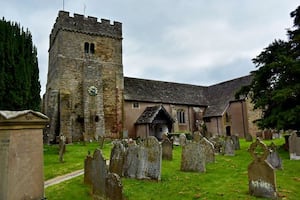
[44,169,84,188]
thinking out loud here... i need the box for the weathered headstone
[209,136,224,154]
[289,132,300,160]
[109,140,126,176]
[224,136,235,156]
[92,149,108,198]
[59,134,66,163]
[200,137,215,163]
[248,138,277,199]
[179,133,187,146]
[0,110,48,200]
[231,135,240,150]
[105,173,124,200]
[181,141,206,172]
[162,138,173,160]
[267,142,283,170]
[123,136,162,180]
[123,143,139,178]
[84,151,94,185]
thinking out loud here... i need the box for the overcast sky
[1,0,299,95]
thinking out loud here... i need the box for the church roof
[203,75,253,117]
[135,105,174,125]
[124,75,253,117]
[124,77,209,106]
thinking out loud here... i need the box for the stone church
[43,11,260,143]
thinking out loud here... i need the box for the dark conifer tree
[0,18,41,111]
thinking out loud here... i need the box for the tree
[236,6,300,131]
[0,18,41,111]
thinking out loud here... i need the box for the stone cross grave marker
[248,138,277,199]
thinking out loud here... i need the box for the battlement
[50,11,122,47]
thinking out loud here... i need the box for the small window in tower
[84,42,89,53]
[132,102,139,109]
[90,43,95,54]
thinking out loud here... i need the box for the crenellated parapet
[49,10,122,48]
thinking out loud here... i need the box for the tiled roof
[135,105,174,124]
[124,77,208,106]
[124,75,252,117]
[203,75,253,117]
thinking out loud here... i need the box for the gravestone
[84,151,94,185]
[248,138,277,199]
[181,141,206,172]
[267,142,283,170]
[209,136,224,154]
[162,138,173,160]
[0,110,48,200]
[59,134,66,162]
[179,133,187,146]
[123,136,162,180]
[224,136,235,156]
[92,149,108,198]
[231,135,240,150]
[288,132,300,160]
[109,140,126,176]
[84,149,124,200]
[200,137,215,163]
[123,143,139,178]
[105,173,124,200]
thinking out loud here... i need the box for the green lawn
[44,138,300,200]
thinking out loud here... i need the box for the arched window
[177,110,186,124]
[90,43,95,54]
[84,42,89,53]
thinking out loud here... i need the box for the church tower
[43,11,124,143]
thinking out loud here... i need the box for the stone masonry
[43,11,124,142]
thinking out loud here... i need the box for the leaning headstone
[248,138,277,199]
[0,110,48,200]
[179,133,187,146]
[267,142,283,170]
[105,173,124,200]
[162,138,173,160]
[224,136,235,156]
[209,136,224,154]
[92,149,108,198]
[231,135,240,150]
[200,137,215,163]
[109,140,126,176]
[289,132,300,160]
[181,141,206,172]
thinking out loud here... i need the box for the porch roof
[135,105,174,125]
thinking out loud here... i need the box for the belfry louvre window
[84,42,95,54]
[177,110,185,123]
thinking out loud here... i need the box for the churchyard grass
[43,141,112,180]
[45,138,300,199]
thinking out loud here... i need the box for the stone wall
[44,11,124,142]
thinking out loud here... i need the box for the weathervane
[62,0,65,10]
